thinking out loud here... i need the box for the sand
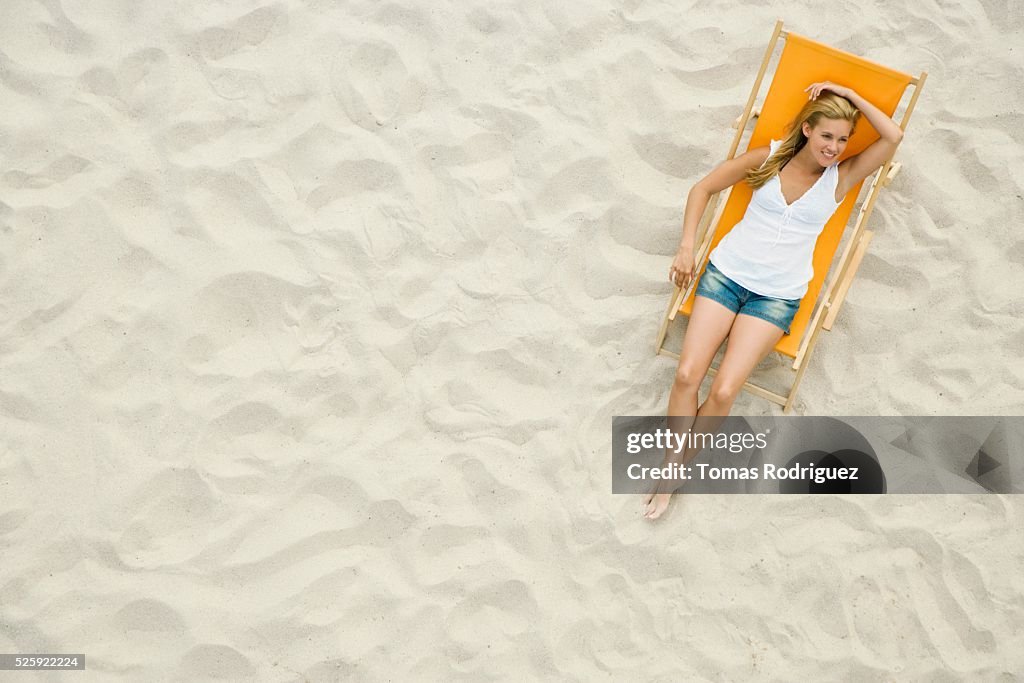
[1,0,1022,680]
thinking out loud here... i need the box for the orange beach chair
[654,20,927,412]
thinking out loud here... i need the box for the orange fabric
[680,33,913,358]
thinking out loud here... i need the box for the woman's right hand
[669,247,696,289]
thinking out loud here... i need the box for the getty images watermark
[612,416,1022,494]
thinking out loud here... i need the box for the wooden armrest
[732,107,761,129]
[882,161,902,187]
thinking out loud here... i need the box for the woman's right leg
[668,295,738,416]
[644,295,736,520]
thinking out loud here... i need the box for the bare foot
[642,489,674,520]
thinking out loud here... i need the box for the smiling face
[802,118,854,166]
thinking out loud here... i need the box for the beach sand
[1,0,1022,679]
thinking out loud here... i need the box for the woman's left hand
[805,81,855,101]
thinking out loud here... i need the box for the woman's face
[802,118,853,166]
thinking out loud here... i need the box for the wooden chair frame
[654,20,927,412]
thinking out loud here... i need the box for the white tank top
[709,139,843,300]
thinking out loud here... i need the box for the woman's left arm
[806,81,904,191]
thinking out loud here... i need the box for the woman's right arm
[670,145,772,289]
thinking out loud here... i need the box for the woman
[643,81,905,520]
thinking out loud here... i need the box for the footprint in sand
[329,40,420,130]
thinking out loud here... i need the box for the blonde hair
[746,93,861,189]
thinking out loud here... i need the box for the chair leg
[823,231,873,331]
[732,107,761,129]
[783,381,799,413]
[882,162,902,187]
[654,288,680,355]
[726,20,784,159]
[785,302,831,412]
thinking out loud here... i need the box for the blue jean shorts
[695,261,801,334]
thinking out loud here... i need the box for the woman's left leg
[702,314,786,415]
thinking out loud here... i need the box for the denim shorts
[695,261,801,334]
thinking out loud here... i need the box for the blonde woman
[644,82,905,520]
